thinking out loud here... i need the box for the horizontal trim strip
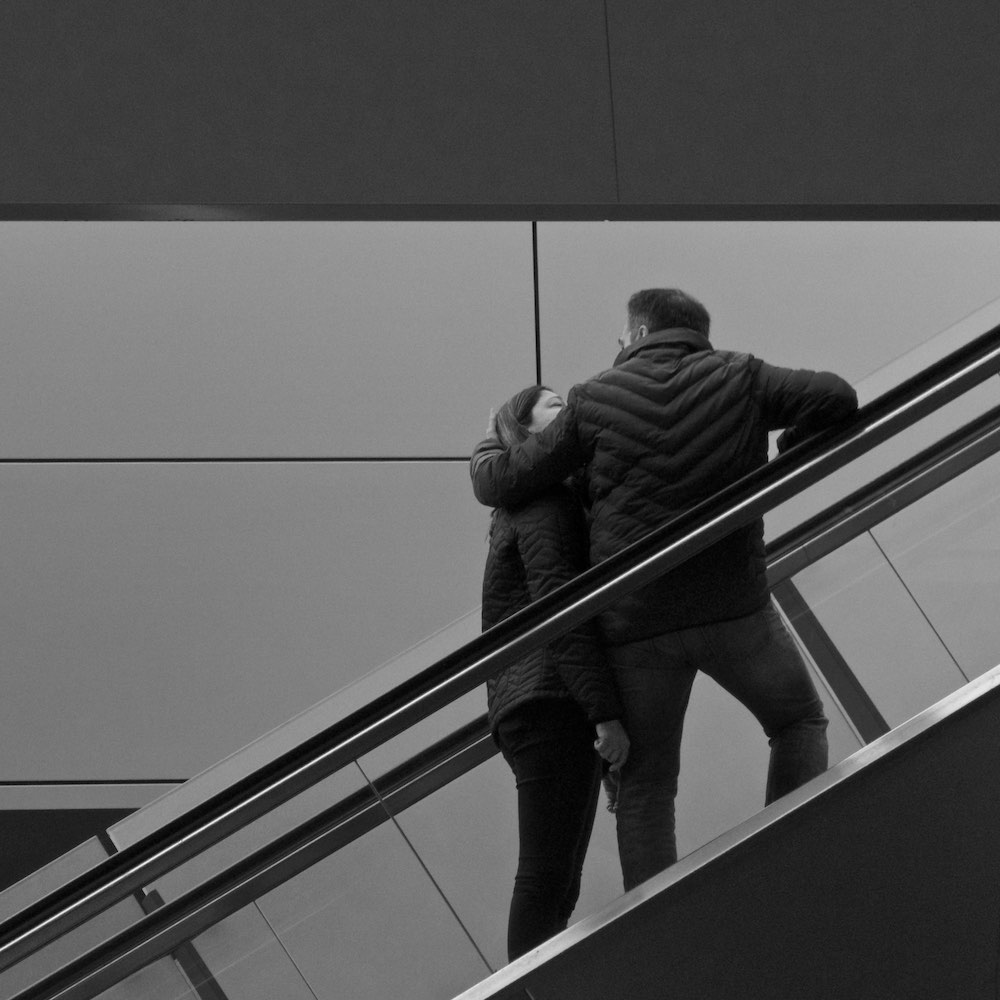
[0,457,470,465]
[0,785,181,811]
[1,204,999,221]
[0,781,181,787]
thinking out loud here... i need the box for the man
[470,288,858,891]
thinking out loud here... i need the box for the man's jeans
[608,604,829,891]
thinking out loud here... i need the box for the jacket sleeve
[514,496,624,725]
[751,360,859,452]
[469,402,588,508]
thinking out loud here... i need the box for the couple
[473,288,859,962]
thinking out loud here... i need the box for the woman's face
[527,390,564,434]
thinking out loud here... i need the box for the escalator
[459,665,1000,1000]
[2,319,1000,1000]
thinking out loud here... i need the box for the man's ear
[636,324,649,340]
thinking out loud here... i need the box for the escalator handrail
[2,322,999,976]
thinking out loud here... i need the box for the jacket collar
[613,327,711,367]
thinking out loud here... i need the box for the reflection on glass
[789,529,971,729]
[871,452,1000,682]
[181,820,494,1000]
[91,957,197,1000]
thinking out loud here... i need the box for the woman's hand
[594,719,629,772]
[602,770,620,812]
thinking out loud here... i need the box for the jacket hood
[613,327,711,367]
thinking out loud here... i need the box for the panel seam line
[868,530,970,683]
[354,759,496,975]
[602,0,622,202]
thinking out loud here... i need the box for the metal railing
[5,322,1000,1000]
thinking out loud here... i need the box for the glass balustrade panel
[787,448,1000,729]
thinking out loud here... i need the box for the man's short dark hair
[627,288,711,337]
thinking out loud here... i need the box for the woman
[481,384,629,961]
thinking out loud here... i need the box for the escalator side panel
[466,670,1000,1000]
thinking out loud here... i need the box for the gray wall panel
[607,0,1000,204]
[0,222,535,458]
[535,222,1000,396]
[0,2,616,205]
[0,461,487,780]
[4,1,997,210]
[107,611,480,850]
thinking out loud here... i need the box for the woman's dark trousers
[495,699,602,961]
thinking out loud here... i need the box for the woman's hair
[494,384,553,450]
[487,385,553,535]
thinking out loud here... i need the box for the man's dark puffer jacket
[482,484,624,734]
[472,328,858,643]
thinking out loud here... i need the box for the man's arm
[514,496,624,726]
[514,495,629,770]
[752,361,859,452]
[470,402,588,508]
